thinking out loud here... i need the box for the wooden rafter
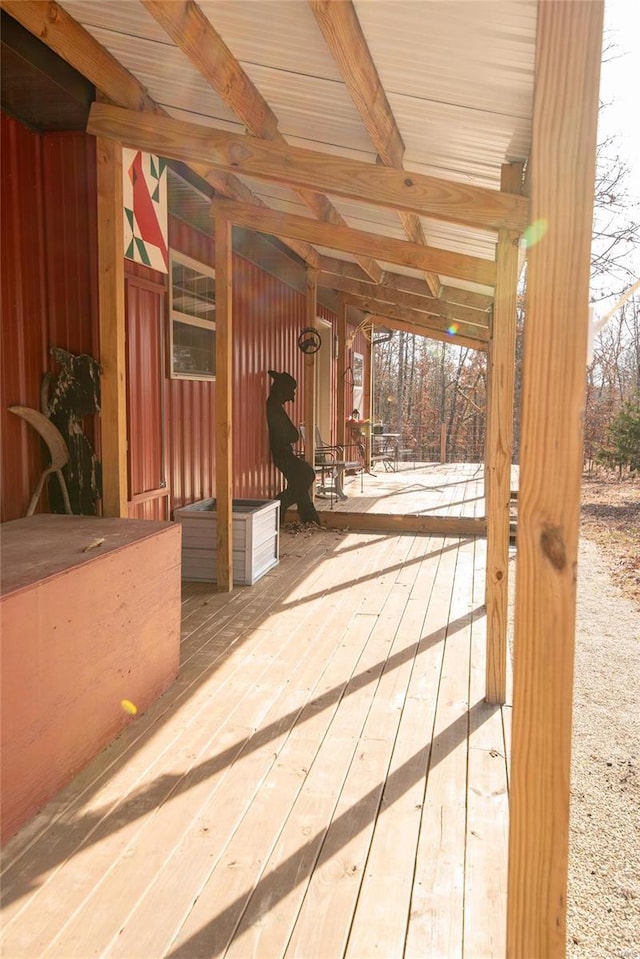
[1,0,320,268]
[205,198,497,287]
[142,0,382,282]
[85,102,528,234]
[309,0,440,297]
[507,2,604,952]
[363,314,487,353]
[340,295,489,344]
[318,274,490,329]
[318,256,495,311]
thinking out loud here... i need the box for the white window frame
[169,251,216,381]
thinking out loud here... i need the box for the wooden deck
[1,465,512,958]
[315,460,487,518]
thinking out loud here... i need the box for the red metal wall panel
[165,219,318,509]
[1,118,99,522]
[1,115,48,522]
[1,124,339,524]
[125,276,166,498]
[42,133,99,358]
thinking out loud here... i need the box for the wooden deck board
[1,465,512,959]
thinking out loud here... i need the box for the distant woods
[372,113,639,474]
[372,333,489,463]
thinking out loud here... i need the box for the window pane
[171,261,216,321]
[172,321,216,376]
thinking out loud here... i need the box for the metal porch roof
[58,0,537,300]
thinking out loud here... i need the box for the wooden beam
[484,163,523,705]
[207,198,496,287]
[86,102,528,234]
[507,3,604,956]
[310,0,440,295]
[318,256,494,311]
[319,274,490,329]
[141,0,381,282]
[309,0,405,168]
[2,0,320,269]
[285,509,487,537]
[95,136,128,517]
[215,212,233,592]
[364,315,487,353]
[341,296,489,343]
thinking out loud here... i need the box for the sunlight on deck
[1,465,511,958]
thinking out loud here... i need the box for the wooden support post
[336,297,347,448]
[507,3,604,956]
[304,268,318,473]
[440,423,447,463]
[96,136,128,517]
[215,212,233,592]
[485,162,523,705]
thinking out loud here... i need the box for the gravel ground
[567,534,640,958]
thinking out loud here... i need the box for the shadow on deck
[1,464,512,958]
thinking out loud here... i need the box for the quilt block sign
[123,148,168,273]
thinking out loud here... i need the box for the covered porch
[0,0,605,954]
[0,466,511,957]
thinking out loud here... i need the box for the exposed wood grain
[485,216,520,703]
[344,541,446,957]
[95,135,128,516]
[507,2,604,955]
[319,257,494,311]
[141,0,381,281]
[360,314,487,352]
[309,0,405,167]
[86,102,528,234]
[341,294,490,342]
[0,517,181,844]
[208,199,496,287]
[309,0,439,294]
[169,535,414,957]
[215,213,233,591]
[464,538,509,958]
[404,536,472,957]
[287,509,486,537]
[0,499,509,958]
[319,273,490,328]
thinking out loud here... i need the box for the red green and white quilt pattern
[123,148,168,273]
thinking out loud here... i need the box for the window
[169,252,216,379]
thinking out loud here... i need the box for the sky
[594,0,640,302]
[599,0,640,212]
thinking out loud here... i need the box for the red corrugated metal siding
[1,115,48,522]
[165,220,317,509]
[41,133,100,459]
[42,134,99,357]
[1,118,99,522]
[233,254,310,500]
[125,276,166,499]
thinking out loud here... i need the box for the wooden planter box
[175,498,280,585]
[0,515,182,843]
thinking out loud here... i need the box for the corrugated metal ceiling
[60,0,537,297]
